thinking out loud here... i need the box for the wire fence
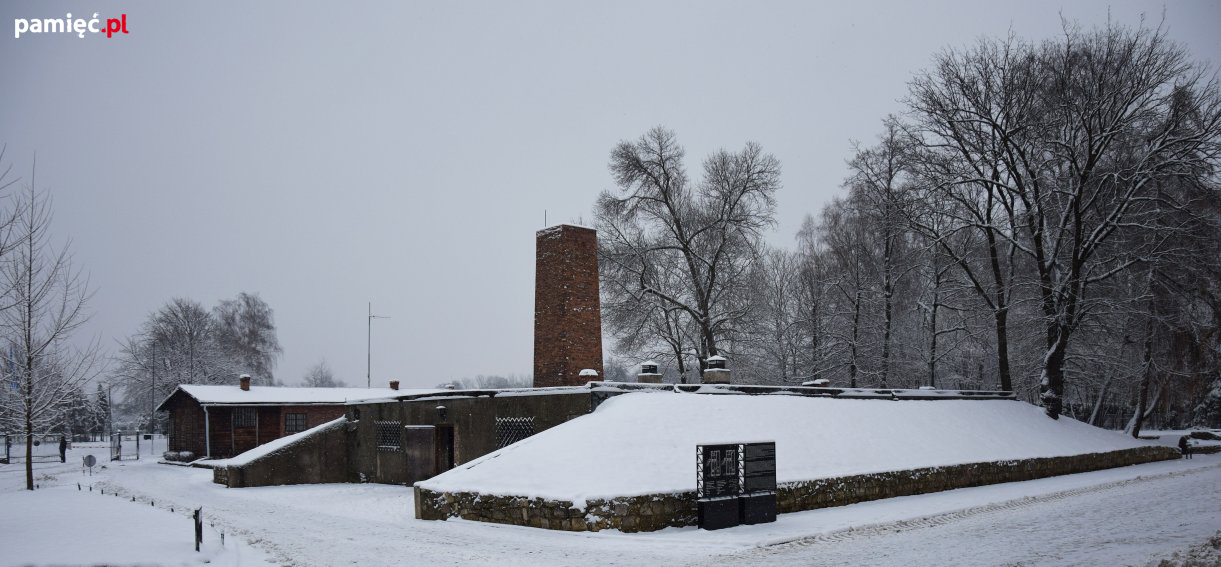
[0,433,66,464]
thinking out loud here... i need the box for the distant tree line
[598,21,1221,432]
[436,374,532,390]
[111,293,283,433]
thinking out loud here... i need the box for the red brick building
[533,224,604,387]
[156,379,414,459]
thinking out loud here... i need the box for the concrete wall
[215,418,350,488]
[416,446,1181,532]
[347,390,595,486]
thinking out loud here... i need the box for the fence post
[193,507,203,552]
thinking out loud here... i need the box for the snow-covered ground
[2,439,1217,566]
[0,442,271,566]
[420,393,1155,502]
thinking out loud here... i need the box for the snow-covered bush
[162,450,196,462]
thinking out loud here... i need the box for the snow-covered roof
[418,392,1150,505]
[706,355,726,362]
[157,384,440,410]
[578,369,599,377]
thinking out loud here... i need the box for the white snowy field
[0,440,1217,566]
[0,445,271,566]
[420,393,1153,502]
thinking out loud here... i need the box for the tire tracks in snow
[723,461,1221,560]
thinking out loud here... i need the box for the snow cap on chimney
[240,374,251,391]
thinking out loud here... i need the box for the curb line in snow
[735,460,1221,554]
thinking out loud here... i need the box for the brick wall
[534,225,603,388]
[416,446,1181,532]
[166,403,348,458]
[165,395,206,456]
[279,406,346,436]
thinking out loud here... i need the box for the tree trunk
[849,288,862,388]
[1088,378,1111,426]
[1129,318,1156,438]
[994,309,1013,391]
[1039,327,1070,419]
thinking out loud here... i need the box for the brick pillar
[534,224,604,388]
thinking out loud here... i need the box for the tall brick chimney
[239,374,251,391]
[534,224,603,388]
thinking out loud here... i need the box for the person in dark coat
[59,436,67,463]
[1178,435,1192,459]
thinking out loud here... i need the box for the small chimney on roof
[389,380,400,391]
[638,360,662,384]
[239,374,251,391]
[702,356,730,385]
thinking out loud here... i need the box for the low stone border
[415,445,1180,532]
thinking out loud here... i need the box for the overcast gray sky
[1,1,1218,390]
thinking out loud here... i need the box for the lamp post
[367,302,390,388]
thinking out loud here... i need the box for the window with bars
[375,421,402,452]
[285,413,307,435]
[495,417,536,449]
[235,407,257,428]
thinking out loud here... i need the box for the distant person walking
[1178,435,1193,459]
[59,436,68,462]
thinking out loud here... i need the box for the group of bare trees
[111,293,282,433]
[599,22,1221,431]
[0,148,101,489]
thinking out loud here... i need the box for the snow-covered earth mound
[418,392,1149,502]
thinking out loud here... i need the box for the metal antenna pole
[367,302,370,388]
[367,302,390,388]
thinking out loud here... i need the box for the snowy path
[12,448,1214,566]
[93,464,714,566]
[718,460,1221,566]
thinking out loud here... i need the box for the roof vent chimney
[638,360,662,384]
[240,374,251,391]
[389,380,400,391]
[702,356,730,385]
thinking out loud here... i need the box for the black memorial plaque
[697,444,741,530]
[697,444,740,499]
[742,441,777,492]
[697,442,777,530]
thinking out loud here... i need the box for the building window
[495,417,535,449]
[235,407,256,428]
[375,421,401,452]
[285,413,307,435]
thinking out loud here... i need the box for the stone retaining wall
[415,445,1179,532]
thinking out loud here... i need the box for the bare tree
[214,292,282,386]
[596,127,780,375]
[302,359,345,388]
[846,119,918,388]
[820,197,877,388]
[0,167,100,490]
[114,298,242,425]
